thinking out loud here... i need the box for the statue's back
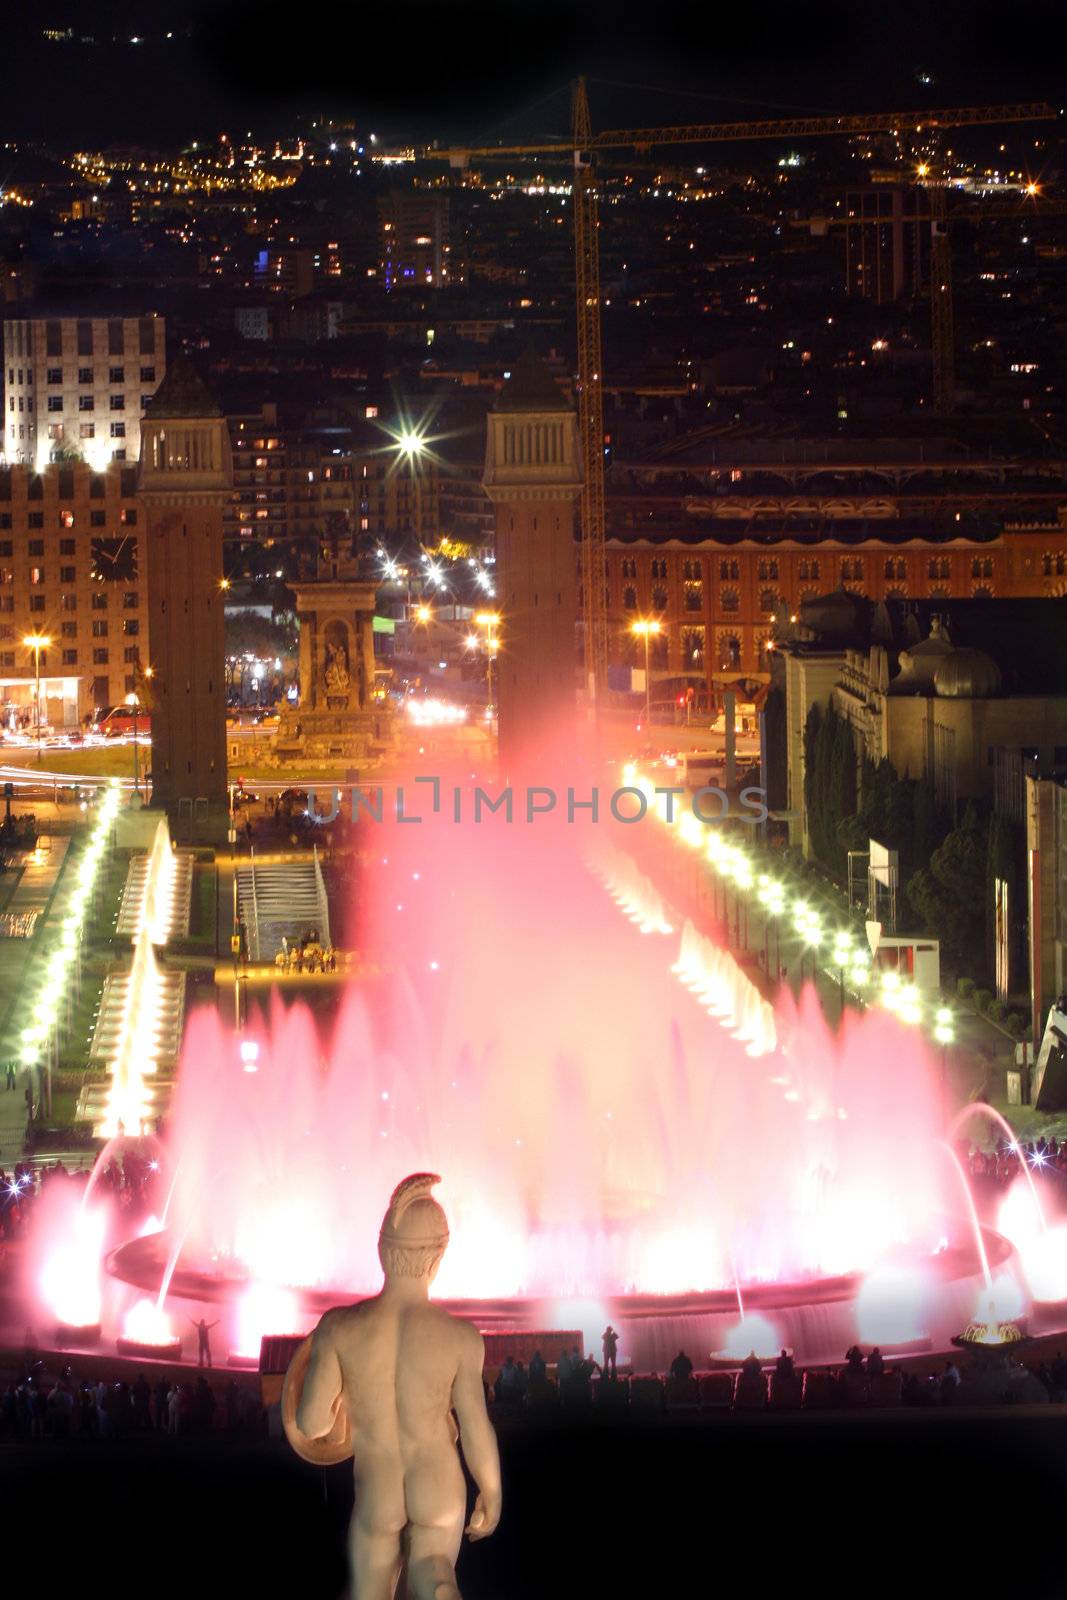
[331,1298,470,1462]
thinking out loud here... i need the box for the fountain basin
[106,1224,1019,1370]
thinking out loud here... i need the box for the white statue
[282,1174,501,1600]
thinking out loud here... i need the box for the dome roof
[933,646,1003,698]
[893,617,955,692]
[796,588,871,640]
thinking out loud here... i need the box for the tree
[906,803,991,975]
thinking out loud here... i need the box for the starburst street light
[630,619,662,727]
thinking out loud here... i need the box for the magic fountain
[31,780,1060,1374]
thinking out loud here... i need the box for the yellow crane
[429,89,1057,697]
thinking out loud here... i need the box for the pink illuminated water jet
[84,791,1036,1367]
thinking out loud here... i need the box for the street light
[125,691,141,796]
[630,619,662,727]
[22,633,51,763]
[475,611,500,706]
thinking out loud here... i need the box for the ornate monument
[272,530,390,768]
[282,1174,501,1600]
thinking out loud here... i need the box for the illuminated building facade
[0,461,145,726]
[377,191,450,289]
[3,314,165,471]
[603,441,1067,702]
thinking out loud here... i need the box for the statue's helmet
[378,1173,450,1280]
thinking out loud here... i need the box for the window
[718,633,741,670]
[622,557,637,579]
[59,539,75,555]
[60,566,75,583]
[973,585,993,600]
[623,586,638,611]
[79,396,94,412]
[683,559,702,581]
[928,557,951,580]
[28,540,44,556]
[123,646,140,664]
[61,621,77,638]
[682,625,705,664]
[80,422,95,440]
[140,366,156,384]
[60,594,77,611]
[138,317,155,355]
[720,588,739,613]
[47,396,63,413]
[77,366,93,385]
[29,566,45,586]
[110,422,126,438]
[29,595,45,613]
[758,558,779,581]
[109,394,125,411]
[651,585,668,611]
[108,366,125,384]
[92,620,108,638]
[719,558,740,581]
[0,652,13,667]
[684,581,703,612]
[122,618,139,636]
[108,320,124,356]
[0,599,12,615]
[47,367,62,385]
[62,649,78,666]
[90,510,106,527]
[122,591,138,609]
[884,557,906,580]
[798,558,821,581]
[759,588,781,614]
[120,507,136,525]
[971,556,994,578]
[59,510,74,528]
[651,558,668,580]
[841,557,864,582]
[76,322,93,356]
[92,647,109,665]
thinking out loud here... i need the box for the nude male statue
[282,1174,502,1600]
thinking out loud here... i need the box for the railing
[311,845,332,948]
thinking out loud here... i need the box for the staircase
[236,847,331,962]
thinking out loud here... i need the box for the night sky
[5,0,1062,147]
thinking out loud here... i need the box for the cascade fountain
[75,797,1039,1370]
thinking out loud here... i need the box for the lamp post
[475,611,500,706]
[631,619,663,728]
[125,691,141,796]
[832,932,854,1017]
[23,633,51,764]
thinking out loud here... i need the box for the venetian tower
[482,353,582,773]
[138,355,232,826]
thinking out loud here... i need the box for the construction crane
[429,90,1057,698]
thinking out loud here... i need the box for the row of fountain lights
[625,767,955,1051]
[19,781,122,1079]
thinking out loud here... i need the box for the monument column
[138,356,232,828]
[482,353,582,773]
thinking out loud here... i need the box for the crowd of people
[275,930,338,974]
[1,1151,160,1243]
[0,1361,263,1442]
[965,1135,1067,1186]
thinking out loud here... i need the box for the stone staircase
[236,849,331,962]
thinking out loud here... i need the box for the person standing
[190,1316,219,1369]
[5,1061,16,1091]
[601,1325,619,1381]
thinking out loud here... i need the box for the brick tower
[138,356,232,828]
[482,353,582,772]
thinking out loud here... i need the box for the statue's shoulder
[317,1298,377,1336]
